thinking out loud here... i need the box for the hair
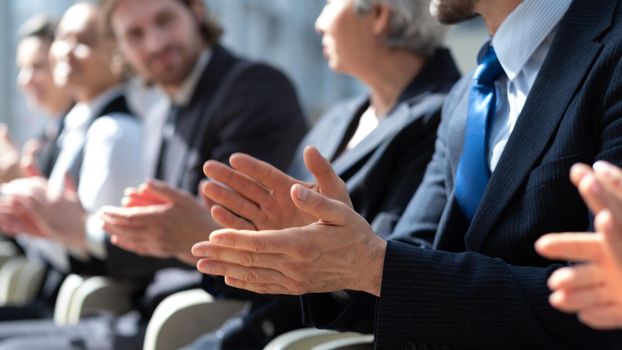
[18,15,58,43]
[98,0,223,46]
[353,0,446,57]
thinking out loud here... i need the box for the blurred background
[0,0,487,145]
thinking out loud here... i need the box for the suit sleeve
[368,58,622,349]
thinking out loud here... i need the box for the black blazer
[289,48,460,237]
[105,45,307,289]
[303,1,622,349]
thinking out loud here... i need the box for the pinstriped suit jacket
[303,0,622,348]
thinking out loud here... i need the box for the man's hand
[202,146,352,230]
[536,161,622,330]
[0,175,87,250]
[0,125,22,183]
[100,179,219,265]
[193,152,386,297]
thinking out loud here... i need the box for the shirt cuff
[85,215,108,259]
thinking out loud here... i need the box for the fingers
[550,285,612,313]
[593,161,622,199]
[578,305,622,330]
[203,160,274,206]
[200,227,302,255]
[193,242,281,270]
[570,163,592,188]
[290,184,352,226]
[227,154,293,191]
[196,259,290,291]
[548,264,604,290]
[303,146,352,206]
[210,205,256,230]
[202,181,266,226]
[144,179,191,204]
[595,210,622,266]
[99,205,167,226]
[535,233,603,261]
[576,170,608,216]
[63,172,78,195]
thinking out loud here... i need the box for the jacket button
[402,341,417,350]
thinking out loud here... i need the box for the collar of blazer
[464,0,617,251]
[330,49,460,178]
[157,45,238,193]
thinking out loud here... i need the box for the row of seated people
[1,0,622,349]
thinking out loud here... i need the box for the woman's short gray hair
[353,0,446,56]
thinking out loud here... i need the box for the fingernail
[294,185,309,201]
[593,161,615,179]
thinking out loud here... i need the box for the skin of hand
[99,179,219,265]
[201,146,353,231]
[0,174,87,250]
[193,148,386,297]
[536,161,622,330]
[0,125,23,183]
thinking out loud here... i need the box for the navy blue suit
[303,0,622,348]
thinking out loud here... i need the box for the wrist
[362,235,387,297]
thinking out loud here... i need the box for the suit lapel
[465,0,615,250]
[316,96,366,163]
[333,93,445,176]
[166,45,235,187]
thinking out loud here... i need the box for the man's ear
[372,3,392,36]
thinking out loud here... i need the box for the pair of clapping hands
[101,146,622,331]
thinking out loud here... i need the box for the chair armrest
[143,288,246,350]
[311,335,374,350]
[64,276,137,325]
[0,257,44,306]
[53,274,85,325]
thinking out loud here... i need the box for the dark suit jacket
[194,49,460,349]
[104,45,307,312]
[303,1,622,349]
[289,48,460,237]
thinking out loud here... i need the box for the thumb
[290,184,351,226]
[64,172,78,195]
[22,162,42,178]
[596,210,622,266]
[145,179,189,204]
[303,146,352,207]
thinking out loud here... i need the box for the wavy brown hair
[98,0,223,46]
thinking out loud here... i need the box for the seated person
[0,16,73,185]
[537,161,622,330]
[192,0,622,348]
[0,2,144,325]
[188,0,457,348]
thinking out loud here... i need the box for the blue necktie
[455,45,505,221]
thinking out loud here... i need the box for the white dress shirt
[21,85,146,268]
[487,0,572,171]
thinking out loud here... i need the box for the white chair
[311,335,374,350]
[53,274,85,325]
[53,274,137,325]
[264,328,373,350]
[143,288,246,350]
[0,257,45,306]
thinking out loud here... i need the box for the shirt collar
[170,49,212,107]
[65,85,125,130]
[492,0,572,81]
